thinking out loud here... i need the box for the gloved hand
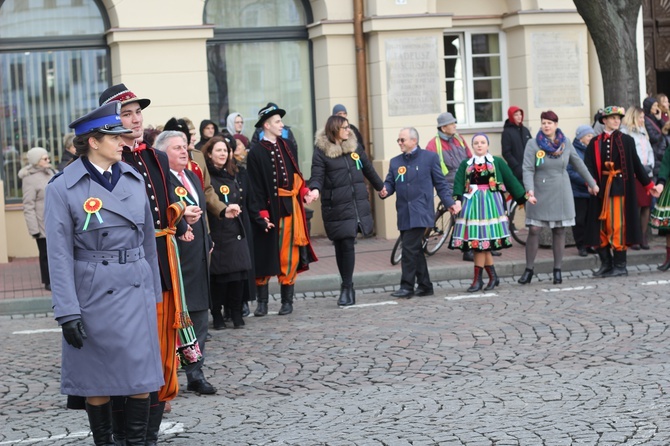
[31,233,40,239]
[61,319,87,349]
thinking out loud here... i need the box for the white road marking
[641,280,670,286]
[541,286,596,292]
[0,422,184,444]
[342,301,398,309]
[12,329,61,335]
[445,293,497,300]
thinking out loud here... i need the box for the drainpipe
[353,0,369,154]
[353,0,377,221]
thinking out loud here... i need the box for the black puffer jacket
[309,130,384,240]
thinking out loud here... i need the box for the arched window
[204,0,314,174]
[0,0,111,201]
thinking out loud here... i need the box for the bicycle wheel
[424,210,454,256]
[390,236,403,265]
[509,202,528,246]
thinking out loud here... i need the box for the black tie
[103,171,112,183]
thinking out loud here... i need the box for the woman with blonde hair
[621,106,655,249]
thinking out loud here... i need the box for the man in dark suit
[155,130,216,395]
[380,127,460,298]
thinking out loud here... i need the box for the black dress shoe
[415,288,434,297]
[391,288,414,298]
[578,247,588,257]
[44,284,51,291]
[186,379,217,395]
[242,301,250,317]
[640,244,650,250]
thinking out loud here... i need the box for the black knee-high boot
[483,265,499,290]
[144,401,165,446]
[254,283,269,317]
[278,284,294,315]
[611,250,628,277]
[86,401,115,446]
[467,266,484,293]
[110,396,126,446]
[124,397,150,446]
[593,247,613,277]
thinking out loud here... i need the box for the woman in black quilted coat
[309,115,384,306]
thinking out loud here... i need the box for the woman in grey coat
[45,102,163,445]
[519,111,598,285]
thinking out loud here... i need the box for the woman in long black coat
[203,136,252,328]
[309,115,384,306]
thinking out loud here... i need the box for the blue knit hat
[575,125,595,141]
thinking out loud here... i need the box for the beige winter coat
[20,165,56,238]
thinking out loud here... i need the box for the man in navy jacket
[380,127,460,298]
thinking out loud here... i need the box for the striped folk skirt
[450,186,512,252]
[650,186,670,234]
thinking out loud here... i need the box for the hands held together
[304,189,319,205]
[651,184,664,198]
[587,184,600,196]
[378,186,388,198]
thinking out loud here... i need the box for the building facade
[0,0,631,261]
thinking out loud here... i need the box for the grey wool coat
[523,136,596,222]
[45,158,163,397]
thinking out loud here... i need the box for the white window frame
[444,28,508,129]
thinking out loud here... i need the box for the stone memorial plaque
[531,32,584,108]
[385,37,441,116]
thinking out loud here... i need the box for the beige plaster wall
[504,22,592,140]
[6,207,36,258]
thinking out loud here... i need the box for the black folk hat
[99,83,151,109]
[164,117,191,145]
[254,102,286,128]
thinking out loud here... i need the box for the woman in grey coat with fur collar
[309,115,384,306]
[520,111,598,285]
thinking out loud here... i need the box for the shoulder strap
[435,135,448,176]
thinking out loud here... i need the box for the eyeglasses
[340,126,350,130]
[397,138,406,143]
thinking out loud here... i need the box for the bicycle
[390,201,455,265]
[506,196,528,246]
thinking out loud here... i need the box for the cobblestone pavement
[2,268,670,445]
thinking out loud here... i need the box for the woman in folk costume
[45,102,163,445]
[450,133,532,292]
[520,111,598,285]
[648,141,670,270]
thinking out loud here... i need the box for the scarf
[536,129,566,158]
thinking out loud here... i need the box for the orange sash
[277,173,309,246]
[598,161,622,221]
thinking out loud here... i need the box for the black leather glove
[31,233,40,239]
[61,319,87,349]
